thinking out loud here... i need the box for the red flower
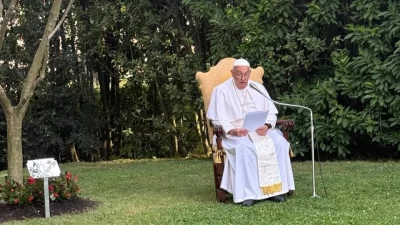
[27,176,36,185]
[14,198,19,204]
[65,172,72,181]
[48,186,54,192]
[65,193,71,198]
[53,192,59,198]
[27,196,34,202]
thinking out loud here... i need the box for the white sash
[248,133,282,195]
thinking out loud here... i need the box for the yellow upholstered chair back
[195,58,264,144]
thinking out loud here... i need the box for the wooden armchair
[196,58,295,202]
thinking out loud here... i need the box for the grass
[1,159,400,225]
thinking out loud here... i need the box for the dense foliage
[1,0,399,165]
[184,0,400,158]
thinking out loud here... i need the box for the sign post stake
[44,177,50,218]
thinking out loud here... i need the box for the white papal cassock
[207,77,295,203]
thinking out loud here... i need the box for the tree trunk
[6,111,23,184]
[97,61,111,160]
[202,109,211,148]
[153,76,180,157]
[70,144,80,162]
[115,79,122,155]
[197,109,211,155]
[171,117,179,157]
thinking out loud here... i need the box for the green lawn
[1,159,400,225]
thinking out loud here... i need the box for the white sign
[26,158,61,179]
[26,158,61,218]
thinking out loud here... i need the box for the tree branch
[0,0,3,19]
[48,0,75,40]
[17,0,63,110]
[33,44,49,88]
[0,85,13,116]
[0,0,18,51]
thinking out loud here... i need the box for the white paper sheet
[242,111,269,132]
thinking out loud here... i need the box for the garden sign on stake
[26,158,61,218]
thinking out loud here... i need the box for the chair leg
[212,125,226,202]
[214,161,226,203]
[217,189,226,202]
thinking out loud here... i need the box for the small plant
[0,171,81,205]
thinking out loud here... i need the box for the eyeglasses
[234,71,251,79]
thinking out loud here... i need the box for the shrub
[0,171,81,205]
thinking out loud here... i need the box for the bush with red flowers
[0,171,81,205]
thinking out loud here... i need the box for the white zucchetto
[233,58,250,67]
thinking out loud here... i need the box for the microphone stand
[250,83,319,198]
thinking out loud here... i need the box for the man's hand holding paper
[255,125,268,136]
[227,128,249,137]
[242,111,269,134]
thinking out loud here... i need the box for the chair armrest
[276,119,295,131]
[276,119,295,141]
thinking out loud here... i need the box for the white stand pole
[44,177,50,218]
[249,83,319,197]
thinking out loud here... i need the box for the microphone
[249,83,319,198]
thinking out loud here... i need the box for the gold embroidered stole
[248,133,282,195]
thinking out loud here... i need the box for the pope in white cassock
[206,58,295,206]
